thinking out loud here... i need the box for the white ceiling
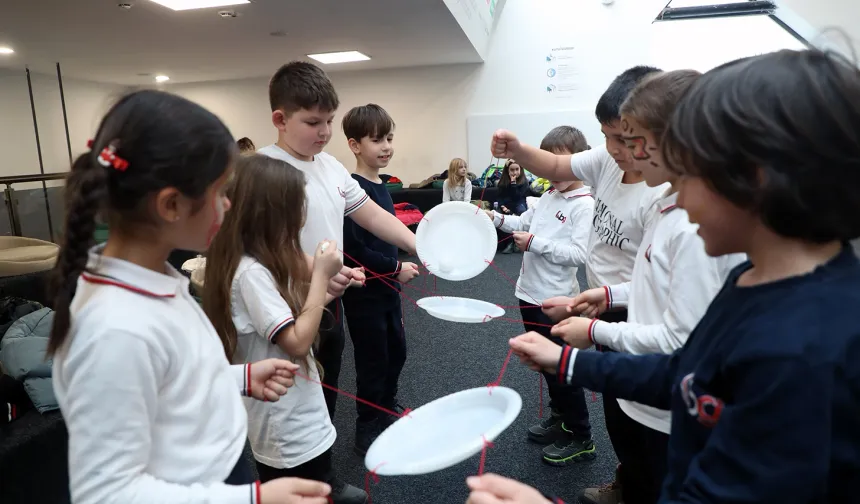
[0,0,483,85]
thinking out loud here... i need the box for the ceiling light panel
[148,0,249,11]
[307,51,371,64]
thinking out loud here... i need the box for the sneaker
[541,428,596,466]
[527,411,565,444]
[354,418,382,455]
[329,478,368,504]
[577,478,622,504]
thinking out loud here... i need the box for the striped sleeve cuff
[251,481,261,503]
[394,261,402,274]
[344,193,370,215]
[242,363,251,397]
[525,234,535,251]
[556,345,578,385]
[604,283,630,309]
[267,316,295,344]
[603,286,612,311]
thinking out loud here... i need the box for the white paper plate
[416,296,505,323]
[365,386,522,476]
[416,201,497,281]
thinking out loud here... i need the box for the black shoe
[542,427,596,466]
[329,478,368,504]
[379,401,407,430]
[527,411,565,444]
[354,418,382,455]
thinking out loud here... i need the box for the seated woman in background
[443,157,473,203]
[237,137,256,153]
[497,159,529,215]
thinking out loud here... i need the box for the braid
[47,153,108,356]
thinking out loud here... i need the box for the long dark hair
[47,90,235,356]
[498,159,526,189]
[203,155,311,361]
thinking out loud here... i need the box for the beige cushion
[0,237,59,277]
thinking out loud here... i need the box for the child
[203,154,367,504]
[258,61,416,417]
[553,70,743,504]
[497,159,529,215]
[49,90,331,503]
[238,137,256,153]
[491,66,666,489]
[485,126,595,467]
[443,157,473,202]
[506,48,860,504]
[340,104,420,453]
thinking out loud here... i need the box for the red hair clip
[96,144,129,172]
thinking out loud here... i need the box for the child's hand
[541,296,574,322]
[551,317,594,349]
[508,332,562,374]
[466,474,552,504]
[349,267,366,287]
[313,240,344,279]
[248,358,299,402]
[491,129,522,159]
[260,477,331,504]
[512,231,532,251]
[569,287,607,317]
[397,262,420,284]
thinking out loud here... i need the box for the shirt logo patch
[680,373,725,428]
[555,211,567,224]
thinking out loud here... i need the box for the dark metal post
[57,62,73,166]
[25,67,56,241]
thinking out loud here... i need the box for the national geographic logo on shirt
[592,198,630,249]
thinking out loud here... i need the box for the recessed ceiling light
[0,47,14,55]
[155,75,170,82]
[147,0,249,11]
[307,51,371,65]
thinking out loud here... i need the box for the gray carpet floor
[328,252,617,503]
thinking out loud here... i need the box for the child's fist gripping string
[466,474,552,504]
[550,316,594,350]
[248,358,300,402]
[568,287,608,318]
[397,261,421,284]
[508,332,563,374]
[314,239,344,279]
[491,129,522,160]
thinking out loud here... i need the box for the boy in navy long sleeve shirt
[341,104,420,455]
[474,49,860,504]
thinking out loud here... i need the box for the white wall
[170,0,807,184]
[0,70,122,182]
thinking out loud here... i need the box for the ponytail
[47,153,108,356]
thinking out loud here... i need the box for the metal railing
[0,172,67,242]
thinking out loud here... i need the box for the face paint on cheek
[626,136,651,160]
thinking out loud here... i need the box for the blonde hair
[447,157,467,188]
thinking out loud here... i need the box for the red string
[294,370,412,420]
[478,435,494,475]
[486,347,514,394]
[365,463,386,504]
[593,390,598,402]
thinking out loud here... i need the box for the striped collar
[549,185,593,200]
[81,245,183,298]
[657,190,679,214]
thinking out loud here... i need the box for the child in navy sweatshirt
[341,104,420,455]
[476,48,860,504]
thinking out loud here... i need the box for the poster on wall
[545,46,578,98]
[456,0,496,35]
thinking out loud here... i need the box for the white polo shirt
[258,145,368,254]
[52,248,258,504]
[588,191,745,433]
[570,146,668,289]
[493,186,593,304]
[231,256,336,469]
